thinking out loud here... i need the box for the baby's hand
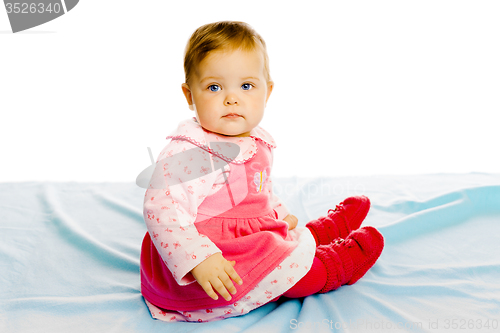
[283,214,298,230]
[190,252,243,301]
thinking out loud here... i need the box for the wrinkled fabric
[1,173,500,332]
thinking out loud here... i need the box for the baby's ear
[265,80,274,105]
[181,83,195,110]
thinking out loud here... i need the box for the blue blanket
[2,173,500,332]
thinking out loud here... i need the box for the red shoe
[315,226,384,293]
[306,196,371,246]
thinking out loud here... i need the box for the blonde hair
[183,21,271,85]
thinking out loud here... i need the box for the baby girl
[140,20,384,322]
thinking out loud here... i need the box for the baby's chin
[214,130,251,137]
[202,125,252,137]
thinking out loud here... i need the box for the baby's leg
[282,226,384,298]
[281,257,326,298]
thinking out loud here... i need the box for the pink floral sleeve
[143,140,226,285]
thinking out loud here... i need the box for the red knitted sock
[278,226,383,299]
[282,257,327,298]
[314,226,384,293]
[306,196,371,246]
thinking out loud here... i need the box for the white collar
[166,118,277,164]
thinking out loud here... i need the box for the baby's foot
[315,226,384,293]
[306,196,371,245]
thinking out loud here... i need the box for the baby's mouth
[223,113,243,118]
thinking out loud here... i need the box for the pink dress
[140,118,316,322]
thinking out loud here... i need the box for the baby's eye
[241,83,253,91]
[208,84,221,92]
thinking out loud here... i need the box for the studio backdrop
[1,0,499,182]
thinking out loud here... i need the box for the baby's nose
[224,94,238,105]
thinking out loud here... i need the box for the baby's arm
[144,140,243,300]
[144,141,223,285]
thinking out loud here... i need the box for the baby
[140,21,384,322]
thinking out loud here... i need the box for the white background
[1,0,499,182]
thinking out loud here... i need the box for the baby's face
[182,48,273,137]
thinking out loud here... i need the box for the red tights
[281,257,327,298]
